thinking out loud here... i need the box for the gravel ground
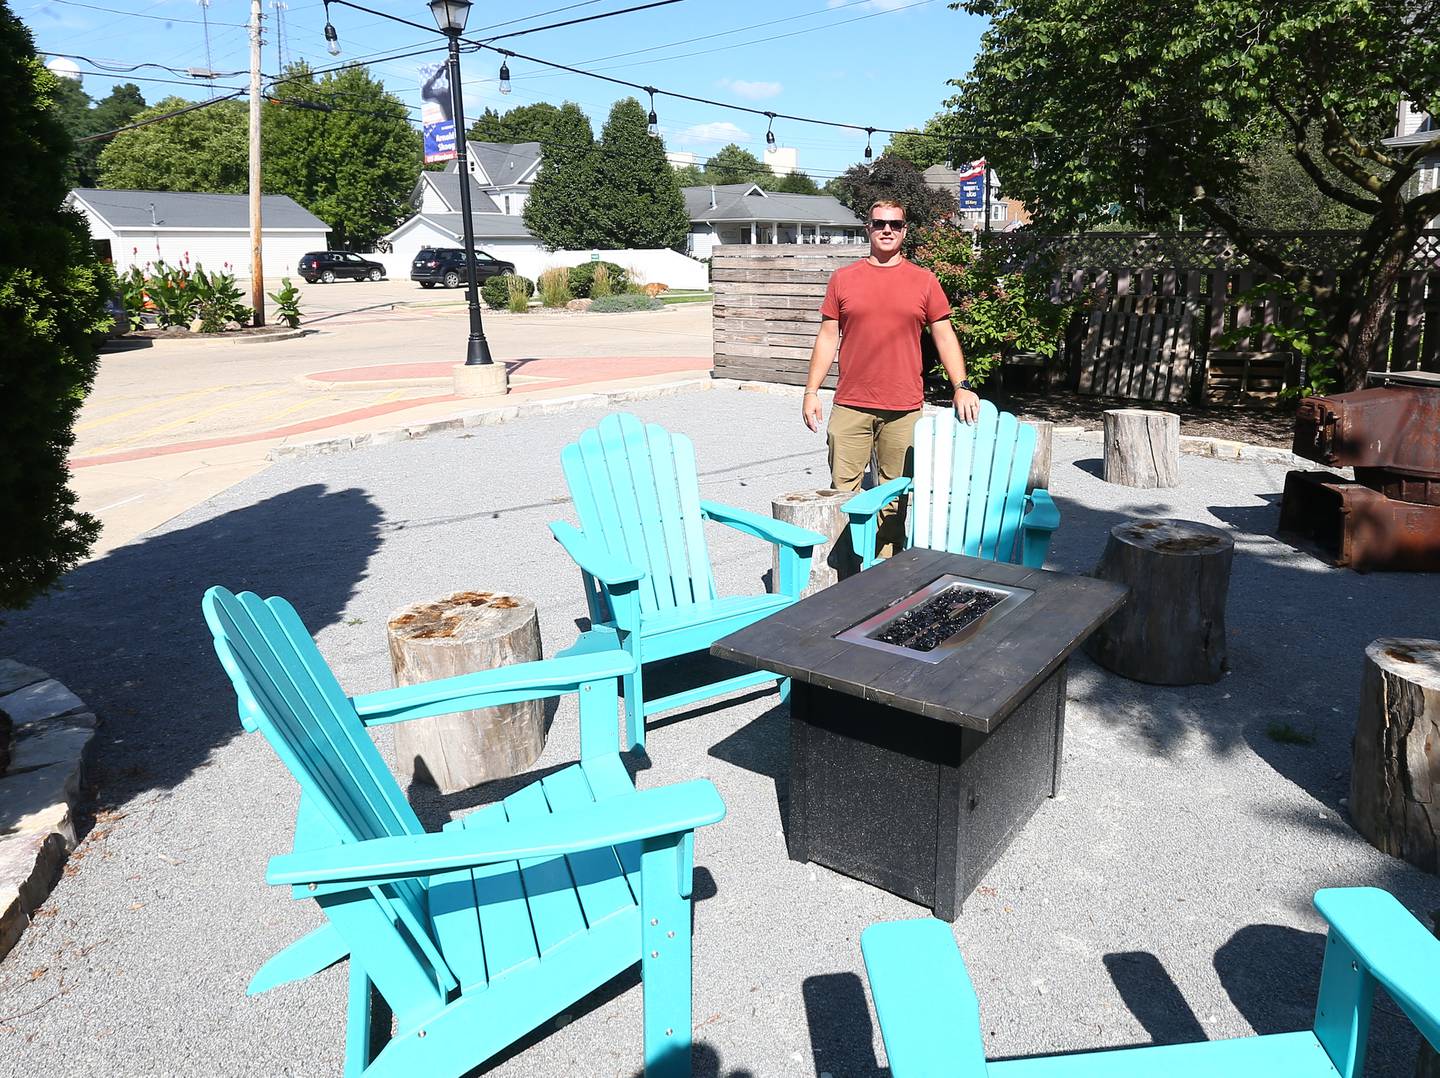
[1,388,1437,1077]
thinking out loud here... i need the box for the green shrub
[568,261,628,298]
[507,273,531,313]
[590,263,613,299]
[2,20,110,608]
[590,294,663,313]
[482,273,532,310]
[538,267,572,308]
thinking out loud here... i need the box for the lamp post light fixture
[428,0,496,370]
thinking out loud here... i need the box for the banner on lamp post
[956,160,987,210]
[419,62,457,163]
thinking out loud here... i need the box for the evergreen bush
[567,261,628,298]
[1,9,110,608]
[482,273,532,310]
[590,294,663,313]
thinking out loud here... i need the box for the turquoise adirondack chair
[202,586,726,1078]
[844,400,1061,571]
[551,412,825,749]
[862,887,1440,1077]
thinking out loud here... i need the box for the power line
[40,49,249,77]
[76,90,246,141]
[37,0,247,27]
[480,0,685,44]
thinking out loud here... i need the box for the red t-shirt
[819,258,952,411]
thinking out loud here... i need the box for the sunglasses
[869,218,906,231]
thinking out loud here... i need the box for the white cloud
[718,78,783,101]
[673,121,753,146]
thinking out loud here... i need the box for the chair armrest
[699,500,825,550]
[550,521,646,586]
[351,652,636,727]
[1315,887,1440,1044]
[843,477,912,522]
[268,779,726,893]
[1024,488,1060,532]
[861,919,990,1077]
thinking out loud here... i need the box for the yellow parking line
[75,385,226,433]
[91,386,291,453]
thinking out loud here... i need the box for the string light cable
[76,90,246,142]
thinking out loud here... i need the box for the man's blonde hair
[867,199,905,220]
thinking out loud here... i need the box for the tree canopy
[772,170,821,195]
[590,97,689,250]
[98,94,248,193]
[523,102,602,249]
[1,5,108,607]
[48,81,148,187]
[884,112,961,171]
[264,63,419,249]
[948,0,1440,387]
[830,153,957,226]
[467,102,565,146]
[690,143,774,186]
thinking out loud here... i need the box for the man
[801,199,979,558]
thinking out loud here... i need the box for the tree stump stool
[1103,409,1180,488]
[1022,419,1053,493]
[1351,639,1440,873]
[771,488,855,596]
[387,591,544,794]
[1084,519,1234,685]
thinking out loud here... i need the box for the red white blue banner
[419,62,456,163]
[957,160,987,210]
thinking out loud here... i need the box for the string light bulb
[864,127,874,160]
[498,55,511,95]
[322,2,340,55]
[764,112,776,152]
[646,87,659,138]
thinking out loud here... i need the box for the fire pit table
[713,548,1126,919]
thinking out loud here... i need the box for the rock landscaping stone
[0,831,67,957]
[0,658,48,695]
[0,679,85,725]
[565,298,593,312]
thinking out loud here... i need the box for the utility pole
[248,0,265,326]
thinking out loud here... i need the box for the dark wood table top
[713,548,1127,733]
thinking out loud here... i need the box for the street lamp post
[429,0,494,369]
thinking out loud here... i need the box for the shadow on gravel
[802,971,883,1078]
[1102,951,1206,1045]
[0,483,381,812]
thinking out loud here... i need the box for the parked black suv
[298,251,387,283]
[410,247,516,289]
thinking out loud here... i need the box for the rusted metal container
[1280,471,1440,572]
[1292,387,1440,478]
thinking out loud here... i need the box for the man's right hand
[802,390,823,432]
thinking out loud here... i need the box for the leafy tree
[830,153,957,227]
[1,6,109,608]
[590,97,689,249]
[1233,125,1370,232]
[949,0,1440,389]
[98,94,248,192]
[699,143,772,185]
[773,170,820,195]
[672,162,704,187]
[523,102,603,249]
[885,112,962,171]
[467,102,563,146]
[75,83,146,186]
[264,62,419,249]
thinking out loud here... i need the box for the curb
[267,378,717,461]
[122,327,309,346]
[0,659,96,962]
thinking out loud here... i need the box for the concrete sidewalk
[4,388,1438,1076]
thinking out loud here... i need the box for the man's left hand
[953,389,981,424]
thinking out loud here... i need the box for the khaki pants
[827,402,921,559]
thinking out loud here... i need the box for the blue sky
[21,0,990,180]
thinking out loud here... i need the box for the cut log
[771,488,855,596]
[1103,408,1180,488]
[1022,420,1053,493]
[1351,638,1440,873]
[387,591,544,795]
[1084,519,1234,685]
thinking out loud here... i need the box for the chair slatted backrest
[561,412,717,615]
[202,587,455,997]
[911,401,1036,564]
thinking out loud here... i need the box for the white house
[67,188,330,278]
[449,140,541,218]
[682,184,864,259]
[1386,101,1439,226]
[379,169,545,275]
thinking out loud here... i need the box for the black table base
[787,665,1067,920]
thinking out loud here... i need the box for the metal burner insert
[835,573,1033,664]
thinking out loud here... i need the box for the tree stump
[1084,519,1234,685]
[387,591,544,794]
[771,488,855,596]
[1022,420,1053,493]
[1351,639,1440,873]
[1103,409,1180,488]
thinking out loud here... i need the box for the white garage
[67,188,331,280]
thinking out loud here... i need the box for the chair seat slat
[461,803,540,981]
[541,765,638,925]
[429,818,489,993]
[502,782,588,957]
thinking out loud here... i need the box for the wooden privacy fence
[713,233,1440,406]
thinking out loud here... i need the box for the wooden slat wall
[712,244,868,386]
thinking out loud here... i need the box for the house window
[504,195,511,214]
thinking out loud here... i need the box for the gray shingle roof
[682,184,860,226]
[70,189,329,230]
[418,172,502,214]
[392,212,535,241]
[458,141,542,185]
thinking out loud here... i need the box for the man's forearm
[933,324,968,387]
[805,325,839,392]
